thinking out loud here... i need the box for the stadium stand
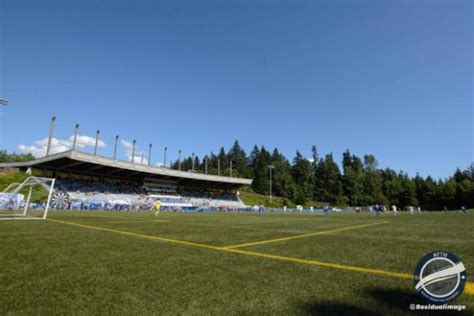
[0,150,250,212]
[54,178,151,210]
[53,178,246,211]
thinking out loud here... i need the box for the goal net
[0,176,55,220]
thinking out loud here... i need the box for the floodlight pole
[141,153,144,164]
[131,140,136,163]
[113,135,119,160]
[268,165,275,203]
[148,144,152,166]
[192,152,195,172]
[178,150,181,171]
[94,130,100,155]
[72,124,80,151]
[164,147,167,168]
[46,116,56,156]
[22,186,33,216]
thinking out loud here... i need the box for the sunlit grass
[0,211,472,315]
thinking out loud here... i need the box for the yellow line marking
[465,282,474,295]
[226,247,412,279]
[47,218,474,296]
[222,221,389,249]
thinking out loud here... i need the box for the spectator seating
[53,179,245,211]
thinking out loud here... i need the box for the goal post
[0,176,56,220]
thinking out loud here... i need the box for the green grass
[0,211,473,315]
[239,190,294,208]
[239,190,325,208]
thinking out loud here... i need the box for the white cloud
[69,135,105,149]
[121,139,134,152]
[18,134,106,158]
[121,139,148,165]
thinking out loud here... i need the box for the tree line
[0,150,34,163]
[171,141,474,209]
[2,147,472,209]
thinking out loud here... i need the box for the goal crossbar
[0,176,56,220]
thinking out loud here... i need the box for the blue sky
[0,0,472,179]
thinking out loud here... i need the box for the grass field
[0,211,473,315]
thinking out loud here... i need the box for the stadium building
[0,150,252,211]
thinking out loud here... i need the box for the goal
[0,176,55,220]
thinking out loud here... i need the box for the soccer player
[391,204,398,215]
[461,206,467,214]
[409,206,414,215]
[375,204,381,217]
[258,203,264,215]
[154,200,161,216]
[444,206,448,214]
[323,205,330,215]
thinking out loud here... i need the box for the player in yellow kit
[154,200,161,216]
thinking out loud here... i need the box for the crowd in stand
[58,179,146,195]
[51,178,243,211]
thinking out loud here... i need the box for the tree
[314,153,343,204]
[341,150,366,205]
[250,146,272,194]
[228,140,248,178]
[438,179,457,208]
[362,155,385,204]
[456,178,474,208]
[247,145,260,179]
[462,163,474,181]
[291,151,314,202]
[218,147,228,174]
[311,145,319,169]
[270,148,296,199]
[398,172,418,207]
[363,154,378,172]
[381,168,402,206]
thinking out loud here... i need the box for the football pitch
[0,211,473,315]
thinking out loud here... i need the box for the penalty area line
[222,221,389,249]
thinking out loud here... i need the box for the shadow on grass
[365,287,422,311]
[366,287,472,315]
[298,301,380,316]
[298,288,472,315]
